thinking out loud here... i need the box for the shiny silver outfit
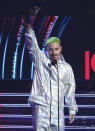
[25,28,78,131]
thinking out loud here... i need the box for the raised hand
[17,6,41,42]
[22,6,41,26]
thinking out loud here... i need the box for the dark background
[0,0,95,15]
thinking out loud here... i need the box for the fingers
[21,6,41,28]
[69,114,75,124]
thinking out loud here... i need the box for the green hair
[46,37,61,45]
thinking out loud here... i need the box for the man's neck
[57,58,60,63]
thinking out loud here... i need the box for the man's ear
[60,45,62,51]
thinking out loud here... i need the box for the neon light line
[65,126,95,129]
[58,16,71,38]
[38,16,51,42]
[0,114,32,118]
[47,16,58,38]
[0,125,95,129]
[0,16,7,45]
[43,16,57,42]
[12,42,20,79]
[0,93,95,97]
[0,104,95,108]
[12,20,24,79]
[43,16,58,48]
[0,125,33,129]
[20,44,25,79]
[2,17,16,79]
[37,16,46,38]
[0,114,94,119]
[31,63,34,79]
[56,16,67,37]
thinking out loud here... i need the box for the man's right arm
[25,26,44,66]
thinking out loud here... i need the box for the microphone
[51,59,58,68]
[48,60,58,70]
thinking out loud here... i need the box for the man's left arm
[65,64,78,123]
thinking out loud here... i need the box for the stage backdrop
[0,16,95,81]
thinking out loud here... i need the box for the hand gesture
[69,114,75,124]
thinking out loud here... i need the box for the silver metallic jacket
[25,28,78,115]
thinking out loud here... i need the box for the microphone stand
[50,60,60,131]
[56,63,60,131]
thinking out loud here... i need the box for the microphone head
[51,59,57,66]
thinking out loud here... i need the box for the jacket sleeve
[25,27,44,66]
[65,64,78,115]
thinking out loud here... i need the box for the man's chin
[51,57,57,61]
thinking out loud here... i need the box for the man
[25,23,78,131]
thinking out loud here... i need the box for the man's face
[46,42,62,61]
